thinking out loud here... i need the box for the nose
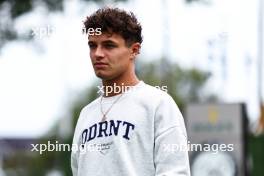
[94,46,105,58]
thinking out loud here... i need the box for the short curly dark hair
[83,7,143,46]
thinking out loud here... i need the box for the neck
[102,70,139,97]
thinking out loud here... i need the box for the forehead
[88,33,125,43]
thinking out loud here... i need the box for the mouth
[94,62,108,69]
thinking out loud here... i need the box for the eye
[88,43,97,49]
[104,43,117,49]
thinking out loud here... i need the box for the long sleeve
[71,108,85,176]
[154,95,191,176]
[71,150,78,176]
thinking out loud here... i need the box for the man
[71,7,190,176]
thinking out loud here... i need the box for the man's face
[88,33,136,80]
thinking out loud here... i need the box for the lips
[94,62,108,69]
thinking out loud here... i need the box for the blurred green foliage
[0,0,63,48]
[137,59,215,111]
[249,134,264,176]
[0,0,63,18]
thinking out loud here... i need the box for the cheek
[89,52,95,62]
[111,49,130,65]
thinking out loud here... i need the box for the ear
[130,42,141,60]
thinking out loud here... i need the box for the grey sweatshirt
[71,81,191,176]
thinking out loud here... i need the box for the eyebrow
[88,39,117,44]
[102,40,118,44]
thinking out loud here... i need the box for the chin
[95,72,111,80]
[95,68,123,80]
[96,72,120,81]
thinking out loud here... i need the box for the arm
[71,108,86,176]
[71,150,78,176]
[154,95,191,176]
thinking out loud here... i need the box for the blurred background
[0,0,263,175]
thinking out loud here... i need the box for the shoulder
[78,96,100,120]
[132,82,176,108]
[81,96,100,112]
[138,82,172,101]
[73,96,101,136]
